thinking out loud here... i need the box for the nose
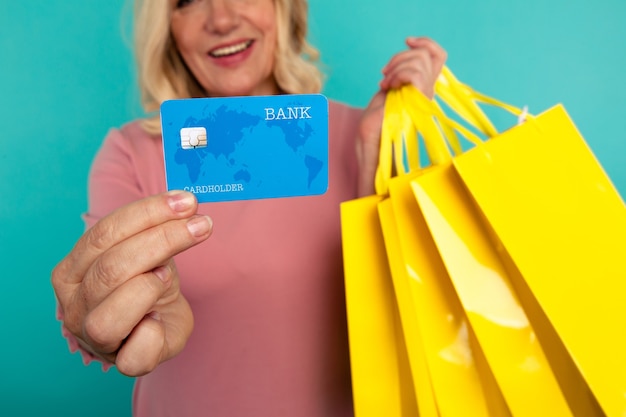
[204,0,239,34]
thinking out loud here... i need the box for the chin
[205,76,278,98]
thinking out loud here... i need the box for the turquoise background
[1,0,624,415]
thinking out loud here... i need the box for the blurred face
[170,0,279,97]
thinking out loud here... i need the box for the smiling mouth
[209,40,253,58]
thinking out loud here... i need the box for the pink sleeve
[83,127,150,227]
[58,126,152,370]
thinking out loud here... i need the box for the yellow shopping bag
[381,171,511,417]
[440,82,626,416]
[410,162,573,416]
[343,86,510,416]
[380,86,501,417]
[341,193,422,417]
[341,98,440,415]
[409,68,624,415]
[342,66,625,416]
[391,85,576,416]
[377,84,572,416]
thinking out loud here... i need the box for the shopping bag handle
[375,66,533,196]
[375,83,483,195]
[436,66,529,137]
[375,87,447,195]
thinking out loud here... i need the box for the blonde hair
[133,0,323,134]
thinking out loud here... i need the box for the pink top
[69,100,363,417]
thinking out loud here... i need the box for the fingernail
[168,191,195,212]
[187,215,212,237]
[153,265,169,283]
[148,311,161,321]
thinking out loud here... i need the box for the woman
[52,0,446,415]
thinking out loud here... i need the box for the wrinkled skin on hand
[52,191,212,376]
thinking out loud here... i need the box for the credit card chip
[180,127,207,149]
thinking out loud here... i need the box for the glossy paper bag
[340,195,419,417]
[410,162,572,416]
[382,169,509,417]
[421,67,620,415]
[451,103,626,416]
[382,84,572,413]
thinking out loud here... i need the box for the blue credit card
[160,94,329,203]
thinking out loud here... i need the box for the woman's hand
[356,37,447,196]
[51,191,212,376]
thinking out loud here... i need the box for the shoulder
[86,118,166,223]
[103,119,160,152]
[94,119,162,166]
[91,118,164,192]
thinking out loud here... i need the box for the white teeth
[210,40,252,57]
